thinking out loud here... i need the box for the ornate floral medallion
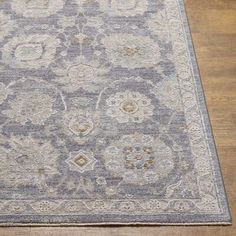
[106,90,154,123]
[53,56,109,92]
[102,33,161,69]
[0,136,59,188]
[104,133,174,185]
[2,34,60,69]
[3,90,56,125]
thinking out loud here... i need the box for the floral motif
[146,11,170,42]
[62,108,100,144]
[105,186,118,196]
[10,0,65,18]
[0,136,59,187]
[2,90,56,125]
[52,56,109,92]
[69,114,94,137]
[151,76,183,112]
[140,199,168,212]
[171,200,193,212]
[0,11,15,42]
[7,202,27,213]
[0,83,12,105]
[74,0,88,11]
[104,133,175,185]
[2,34,60,69]
[99,0,148,17]
[66,150,97,173]
[57,16,77,29]
[106,90,154,123]
[96,177,107,185]
[57,15,104,33]
[119,201,135,211]
[30,201,59,213]
[101,33,161,68]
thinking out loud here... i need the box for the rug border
[177,0,231,224]
[0,0,232,226]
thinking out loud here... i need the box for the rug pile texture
[0,0,231,225]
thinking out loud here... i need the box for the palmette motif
[0,0,229,222]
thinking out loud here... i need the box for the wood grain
[0,0,236,235]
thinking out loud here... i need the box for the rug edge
[177,0,232,223]
[0,221,232,227]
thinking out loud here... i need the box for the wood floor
[0,0,236,235]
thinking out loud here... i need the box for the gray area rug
[0,0,231,225]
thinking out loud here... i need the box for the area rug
[0,0,231,225]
